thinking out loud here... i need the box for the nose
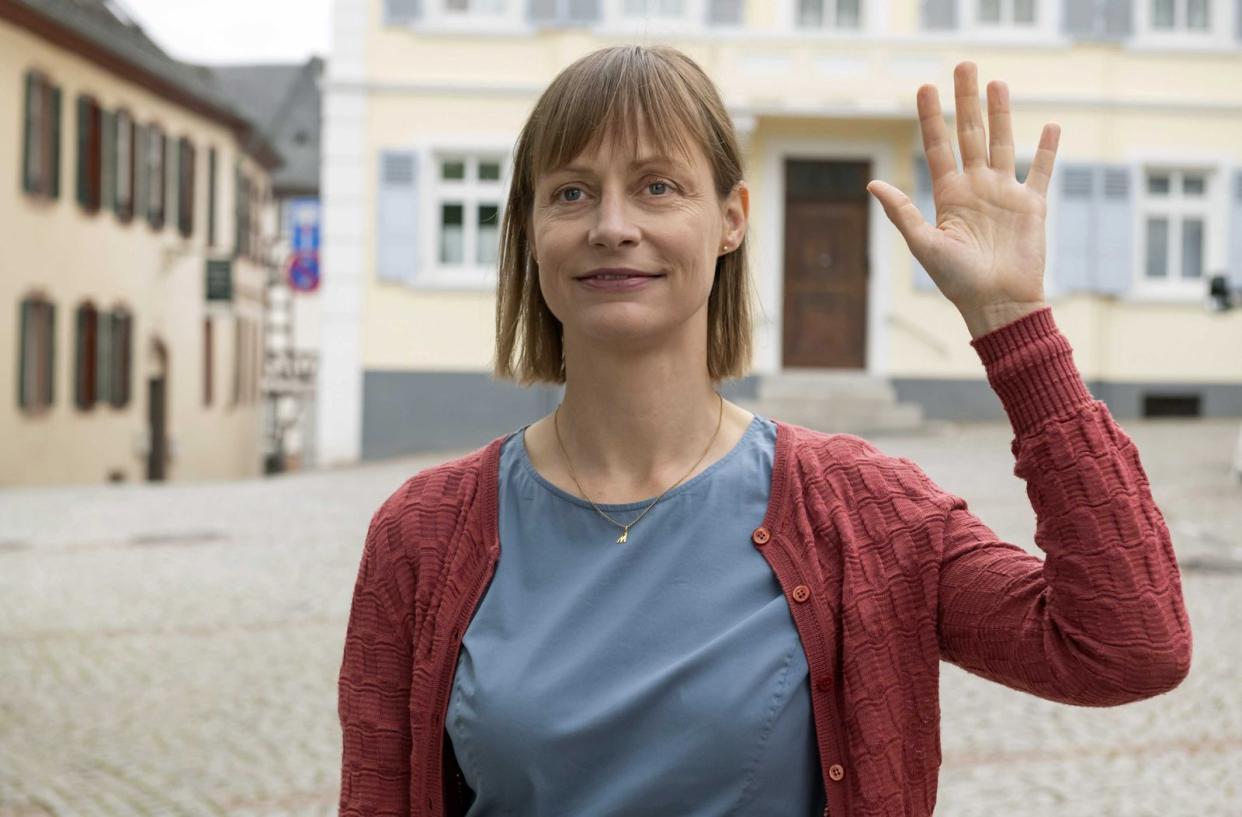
[587,188,641,251]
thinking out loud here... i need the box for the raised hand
[866,61,1060,339]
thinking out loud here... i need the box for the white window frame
[773,0,885,36]
[959,0,1060,42]
[418,0,525,33]
[790,0,866,30]
[417,138,513,291]
[1132,0,1238,51]
[1127,155,1230,302]
[604,0,701,33]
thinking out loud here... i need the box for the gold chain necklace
[553,392,724,543]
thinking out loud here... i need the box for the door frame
[758,135,895,377]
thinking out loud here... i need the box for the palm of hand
[867,61,1060,318]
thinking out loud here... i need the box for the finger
[954,61,988,170]
[867,180,935,252]
[917,84,957,188]
[987,80,1015,177]
[1024,123,1061,198]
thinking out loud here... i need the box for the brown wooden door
[782,160,870,369]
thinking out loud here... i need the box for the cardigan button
[828,763,845,781]
[791,585,810,603]
[751,526,771,545]
[815,675,831,692]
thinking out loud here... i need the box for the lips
[575,268,664,280]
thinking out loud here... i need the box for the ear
[721,180,749,248]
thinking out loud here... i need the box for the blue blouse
[447,413,827,816]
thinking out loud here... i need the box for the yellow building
[1,0,281,485]
[319,0,1242,464]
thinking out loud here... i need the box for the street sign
[287,251,320,292]
[286,197,321,293]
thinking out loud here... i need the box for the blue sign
[286,197,320,293]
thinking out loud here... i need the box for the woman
[338,46,1192,817]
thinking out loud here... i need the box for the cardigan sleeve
[926,306,1193,706]
[338,504,414,815]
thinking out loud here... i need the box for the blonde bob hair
[493,44,755,386]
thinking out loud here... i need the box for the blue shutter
[1095,166,1133,296]
[377,151,420,284]
[384,0,422,23]
[18,300,30,408]
[46,302,56,407]
[530,0,599,24]
[1102,0,1133,38]
[1054,164,1094,294]
[76,95,89,208]
[567,0,601,22]
[921,0,958,29]
[912,155,937,292]
[1237,0,1242,40]
[707,0,743,24]
[1062,0,1096,36]
[1229,171,1242,290]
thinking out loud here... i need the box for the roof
[2,0,282,170]
[207,57,322,195]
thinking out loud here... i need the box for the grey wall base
[361,369,1242,461]
[360,370,759,461]
[893,377,1242,423]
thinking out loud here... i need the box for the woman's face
[529,122,748,351]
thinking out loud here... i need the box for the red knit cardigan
[338,306,1192,817]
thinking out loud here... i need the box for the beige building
[1,0,281,485]
[319,0,1242,464]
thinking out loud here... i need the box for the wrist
[960,300,1049,340]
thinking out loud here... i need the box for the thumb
[867,180,932,252]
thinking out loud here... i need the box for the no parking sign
[286,198,320,293]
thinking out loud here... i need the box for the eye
[647,179,675,196]
[553,185,584,203]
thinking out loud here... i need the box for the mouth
[574,268,665,281]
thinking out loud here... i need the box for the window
[177,137,195,238]
[207,147,218,247]
[434,154,506,274]
[530,0,603,25]
[623,0,685,18]
[1141,168,1211,285]
[976,0,1036,24]
[76,95,104,213]
[445,0,506,13]
[1151,0,1210,30]
[22,70,61,199]
[144,124,165,228]
[797,0,861,27]
[232,316,243,407]
[114,109,135,221]
[18,296,56,413]
[204,317,214,406]
[706,0,742,23]
[75,302,99,409]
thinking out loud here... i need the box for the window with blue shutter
[1063,0,1132,39]
[384,0,423,23]
[22,71,62,199]
[920,0,958,29]
[377,150,421,284]
[707,0,743,24]
[1228,171,1242,290]
[912,155,937,292]
[529,0,601,25]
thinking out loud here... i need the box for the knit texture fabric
[337,306,1193,817]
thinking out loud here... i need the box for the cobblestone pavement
[1,415,1239,817]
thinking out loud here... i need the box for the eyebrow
[552,155,689,176]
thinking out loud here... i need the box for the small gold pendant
[616,526,629,544]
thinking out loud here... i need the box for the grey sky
[112,0,332,65]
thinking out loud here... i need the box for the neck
[556,324,722,485]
